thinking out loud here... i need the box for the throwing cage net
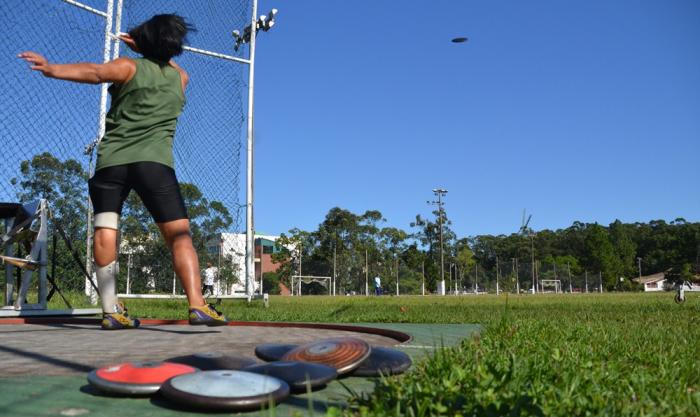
[1,0,252,300]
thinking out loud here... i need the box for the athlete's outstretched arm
[18,52,135,84]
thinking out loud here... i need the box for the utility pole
[474,263,478,294]
[298,241,302,296]
[421,261,425,296]
[530,235,536,294]
[395,256,399,296]
[513,258,519,294]
[333,243,337,296]
[365,248,368,296]
[637,257,642,280]
[455,264,460,295]
[429,189,448,295]
[449,263,453,295]
[496,256,500,295]
[567,262,572,293]
[599,271,602,293]
[553,262,558,293]
[585,270,589,293]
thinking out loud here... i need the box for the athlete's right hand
[18,51,52,77]
[118,34,141,54]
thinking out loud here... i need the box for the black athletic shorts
[88,161,188,223]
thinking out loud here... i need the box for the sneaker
[189,303,228,326]
[101,303,140,330]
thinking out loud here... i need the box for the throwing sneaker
[189,303,228,326]
[101,303,140,330]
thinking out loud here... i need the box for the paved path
[0,323,399,376]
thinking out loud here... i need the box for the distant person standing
[203,262,217,297]
[374,275,382,296]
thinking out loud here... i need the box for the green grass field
[49,292,700,416]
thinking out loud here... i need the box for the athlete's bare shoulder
[168,59,189,91]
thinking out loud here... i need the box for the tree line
[269,206,700,294]
[5,153,698,296]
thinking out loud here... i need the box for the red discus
[281,337,371,375]
[88,361,197,395]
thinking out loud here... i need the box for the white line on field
[400,345,437,349]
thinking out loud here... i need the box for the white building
[205,233,283,294]
[633,273,668,292]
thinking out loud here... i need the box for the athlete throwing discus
[19,14,227,329]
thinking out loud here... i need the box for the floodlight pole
[244,0,259,297]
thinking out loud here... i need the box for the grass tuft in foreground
[338,294,700,417]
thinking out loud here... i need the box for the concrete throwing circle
[282,337,371,375]
[87,361,197,395]
[160,370,290,411]
[166,352,258,370]
[244,361,338,393]
[0,321,407,377]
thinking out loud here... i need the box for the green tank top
[96,58,185,171]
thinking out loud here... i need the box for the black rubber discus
[244,361,338,393]
[87,361,197,395]
[254,343,297,362]
[350,346,412,377]
[160,370,290,411]
[167,352,257,370]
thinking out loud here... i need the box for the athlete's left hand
[18,51,51,76]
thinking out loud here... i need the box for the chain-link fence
[1,1,252,298]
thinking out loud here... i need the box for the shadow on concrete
[0,344,92,373]
[137,327,222,335]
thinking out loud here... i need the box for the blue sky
[3,1,698,238]
[251,0,700,237]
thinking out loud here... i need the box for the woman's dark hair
[128,14,195,62]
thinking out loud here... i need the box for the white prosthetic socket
[94,212,120,314]
[95,261,120,314]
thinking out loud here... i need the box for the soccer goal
[291,275,332,296]
[540,279,562,293]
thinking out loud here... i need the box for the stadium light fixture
[233,8,279,51]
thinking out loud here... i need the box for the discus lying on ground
[167,352,257,370]
[254,343,297,362]
[281,337,371,375]
[244,361,338,393]
[87,361,197,395]
[160,370,290,411]
[349,346,412,377]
